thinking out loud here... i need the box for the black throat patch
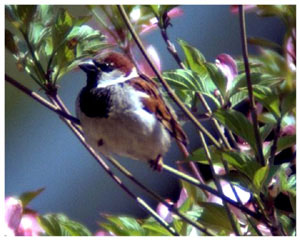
[79,86,111,118]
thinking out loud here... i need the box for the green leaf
[189,146,260,180]
[142,222,173,236]
[230,72,282,98]
[159,5,178,16]
[251,85,281,118]
[277,134,296,153]
[196,202,234,233]
[37,5,54,23]
[248,37,282,51]
[19,187,45,208]
[5,29,19,54]
[162,69,219,107]
[178,39,206,73]
[222,151,260,180]
[249,49,287,78]
[101,215,145,236]
[229,91,248,108]
[260,123,275,141]
[214,109,257,153]
[149,5,160,17]
[278,212,295,236]
[52,9,73,48]
[281,89,296,116]
[180,180,207,205]
[204,62,227,98]
[253,166,269,191]
[258,112,277,124]
[67,25,100,41]
[16,5,37,32]
[38,214,92,236]
[173,219,185,235]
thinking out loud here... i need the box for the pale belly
[76,95,171,162]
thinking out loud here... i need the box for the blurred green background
[5,5,285,232]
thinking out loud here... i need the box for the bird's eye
[100,62,114,72]
[93,60,115,73]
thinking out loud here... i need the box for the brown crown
[98,52,134,76]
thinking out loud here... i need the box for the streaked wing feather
[128,74,188,147]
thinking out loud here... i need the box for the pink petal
[95,230,114,236]
[5,197,23,234]
[140,19,158,35]
[16,212,44,236]
[230,5,257,14]
[208,180,251,205]
[285,29,296,72]
[167,7,184,18]
[257,224,272,236]
[175,188,188,208]
[156,199,173,223]
[215,54,238,91]
[280,125,296,136]
[140,7,183,35]
[135,45,161,77]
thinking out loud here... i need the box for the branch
[117,5,221,149]
[7,72,266,225]
[162,163,263,221]
[160,27,186,69]
[5,74,80,125]
[238,6,265,166]
[196,92,232,150]
[6,72,179,235]
[106,156,215,236]
[199,131,241,236]
[47,95,179,237]
[269,117,282,166]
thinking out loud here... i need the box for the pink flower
[156,188,188,223]
[16,212,44,236]
[230,5,258,14]
[95,230,114,236]
[5,196,44,236]
[140,7,183,35]
[133,45,161,77]
[280,124,296,137]
[209,167,251,206]
[257,223,272,236]
[215,54,238,91]
[4,197,23,236]
[285,28,296,71]
[156,199,174,223]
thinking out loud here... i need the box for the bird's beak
[78,59,96,73]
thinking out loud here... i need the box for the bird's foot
[149,155,163,172]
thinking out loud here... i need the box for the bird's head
[79,52,136,87]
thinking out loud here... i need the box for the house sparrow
[76,52,188,171]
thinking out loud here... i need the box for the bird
[76,52,188,171]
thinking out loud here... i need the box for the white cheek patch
[97,68,139,88]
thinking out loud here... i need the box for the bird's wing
[128,74,188,147]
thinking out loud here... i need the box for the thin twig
[51,94,83,134]
[49,95,179,236]
[162,163,263,221]
[219,155,263,236]
[106,156,215,236]
[199,131,241,236]
[196,92,232,150]
[117,5,221,149]
[6,73,265,226]
[269,117,282,166]
[5,74,80,125]
[160,27,186,69]
[238,6,265,166]
[6,73,178,235]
